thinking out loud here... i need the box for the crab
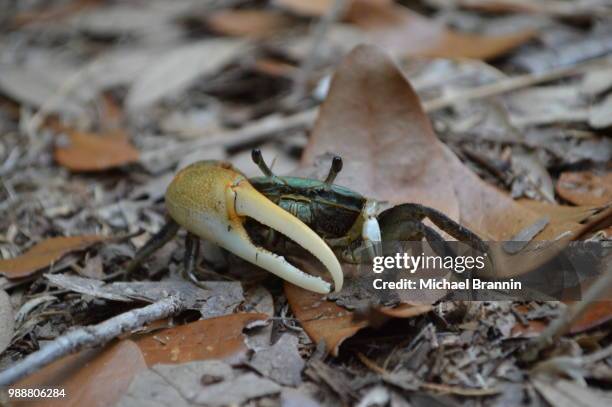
[127,150,487,294]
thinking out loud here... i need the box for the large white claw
[165,161,343,294]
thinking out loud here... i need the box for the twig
[421,55,612,112]
[139,109,317,165]
[288,0,348,105]
[0,296,185,387]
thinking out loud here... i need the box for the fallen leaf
[66,0,197,38]
[519,199,601,224]
[126,40,244,111]
[133,313,268,366]
[568,302,612,334]
[557,171,612,206]
[345,0,535,60]
[172,365,281,406]
[54,129,139,171]
[0,289,14,354]
[118,360,281,407]
[10,340,147,407]
[0,56,87,116]
[354,302,433,328]
[45,274,131,302]
[243,286,274,350]
[510,319,548,338]
[0,235,109,279]
[281,387,322,407]
[249,334,305,386]
[284,283,367,356]
[207,9,293,38]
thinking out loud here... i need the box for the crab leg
[165,162,343,294]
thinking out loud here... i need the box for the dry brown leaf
[0,235,109,279]
[284,283,367,356]
[10,340,146,407]
[352,302,433,329]
[346,0,535,60]
[133,313,268,366]
[556,171,612,206]
[207,9,293,38]
[520,199,601,224]
[568,302,612,334]
[511,319,548,338]
[54,129,139,171]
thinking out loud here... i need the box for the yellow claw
[165,161,343,294]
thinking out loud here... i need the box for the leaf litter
[0,0,611,405]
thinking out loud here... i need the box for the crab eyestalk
[165,161,343,294]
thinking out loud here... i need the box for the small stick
[139,109,317,166]
[0,296,185,387]
[421,55,612,112]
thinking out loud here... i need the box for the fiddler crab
[127,150,486,294]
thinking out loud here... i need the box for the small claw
[362,200,382,259]
[166,161,343,294]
